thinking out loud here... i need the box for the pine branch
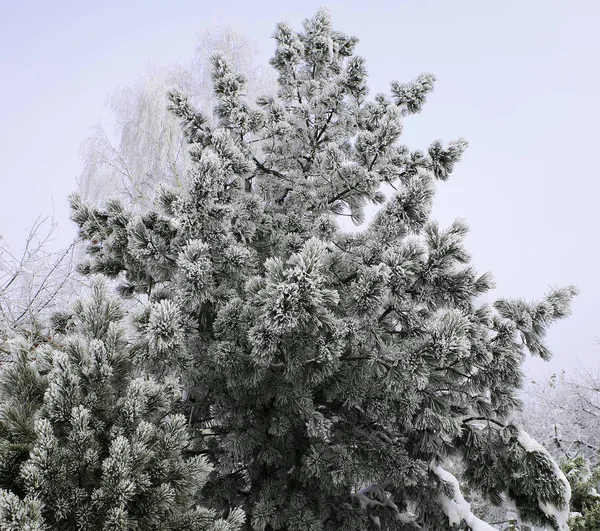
[328,185,358,205]
[314,108,335,145]
[378,306,393,324]
[252,156,288,180]
[462,417,506,429]
[339,271,358,285]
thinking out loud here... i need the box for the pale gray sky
[1,0,599,378]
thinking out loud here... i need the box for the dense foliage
[563,457,600,530]
[0,10,577,531]
[0,278,244,530]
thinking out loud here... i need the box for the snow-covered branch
[516,429,571,530]
[432,464,497,531]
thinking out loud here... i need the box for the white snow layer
[433,465,497,531]
[517,428,571,531]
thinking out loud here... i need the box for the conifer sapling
[0,278,244,530]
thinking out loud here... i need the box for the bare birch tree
[0,217,79,360]
[521,366,600,466]
[78,24,275,207]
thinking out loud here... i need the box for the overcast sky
[1,0,598,379]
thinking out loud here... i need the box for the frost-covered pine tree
[0,278,244,531]
[69,10,577,530]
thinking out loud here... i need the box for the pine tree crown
[1,8,578,531]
